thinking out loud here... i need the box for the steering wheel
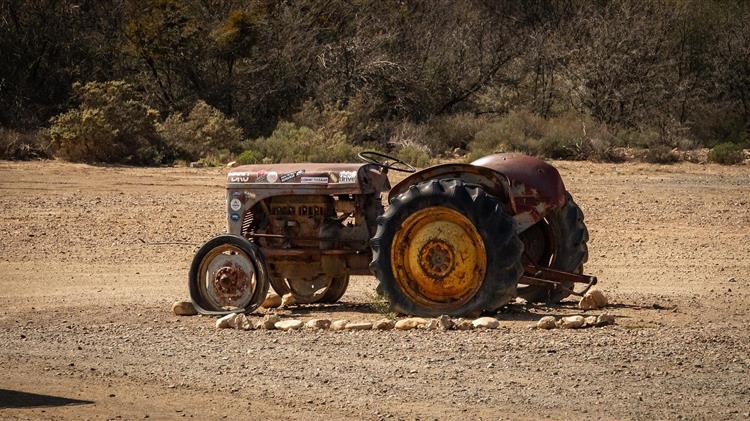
[357,151,417,173]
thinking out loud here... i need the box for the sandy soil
[0,159,749,420]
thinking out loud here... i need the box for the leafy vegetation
[1,1,747,165]
[48,81,165,165]
[709,143,745,165]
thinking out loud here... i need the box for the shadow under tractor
[189,151,596,317]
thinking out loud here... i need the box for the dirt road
[1,160,749,420]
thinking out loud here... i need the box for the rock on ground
[261,293,282,309]
[559,315,585,329]
[437,315,454,330]
[536,316,557,330]
[275,320,304,331]
[579,289,608,310]
[238,314,254,331]
[345,322,373,331]
[330,320,349,331]
[374,319,395,330]
[472,317,500,329]
[596,313,616,326]
[423,319,440,330]
[454,320,474,331]
[584,315,598,327]
[216,313,241,329]
[305,319,331,330]
[261,315,281,330]
[394,318,428,330]
[172,301,197,316]
[281,293,296,307]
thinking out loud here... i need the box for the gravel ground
[0,160,749,420]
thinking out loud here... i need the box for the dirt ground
[1,159,749,420]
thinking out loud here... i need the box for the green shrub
[395,144,431,168]
[244,121,357,163]
[708,142,745,165]
[236,150,260,165]
[158,100,245,161]
[468,110,604,161]
[48,81,165,165]
[644,145,680,164]
[425,113,486,154]
[0,128,51,160]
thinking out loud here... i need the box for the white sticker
[267,171,278,183]
[300,176,329,184]
[230,198,242,211]
[229,172,251,183]
[339,171,357,183]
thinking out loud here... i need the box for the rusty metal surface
[228,162,389,194]
[390,206,486,307]
[388,163,513,204]
[520,263,597,297]
[226,163,389,237]
[471,154,566,231]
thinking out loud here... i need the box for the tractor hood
[227,162,389,194]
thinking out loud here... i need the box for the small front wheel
[189,234,270,314]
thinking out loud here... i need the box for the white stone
[584,315,598,327]
[281,293,296,307]
[275,320,303,331]
[216,313,241,329]
[172,301,197,316]
[330,320,349,331]
[305,319,331,330]
[472,317,500,329]
[261,314,281,330]
[536,316,557,330]
[579,289,608,310]
[261,293,282,309]
[559,315,585,329]
[394,318,428,330]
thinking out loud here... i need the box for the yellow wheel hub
[390,206,487,307]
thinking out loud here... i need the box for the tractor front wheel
[189,234,270,314]
[370,179,523,317]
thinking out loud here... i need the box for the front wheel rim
[198,244,257,310]
[390,206,487,309]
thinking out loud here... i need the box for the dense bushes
[0,128,50,160]
[2,1,750,166]
[244,122,357,164]
[709,143,745,165]
[466,111,619,162]
[48,81,165,165]
[158,101,245,162]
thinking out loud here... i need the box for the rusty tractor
[188,151,595,316]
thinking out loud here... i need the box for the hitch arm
[520,264,598,297]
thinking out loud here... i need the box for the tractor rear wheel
[370,179,523,317]
[517,192,589,303]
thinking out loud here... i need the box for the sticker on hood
[300,176,329,184]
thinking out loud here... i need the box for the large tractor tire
[189,234,270,314]
[269,275,349,304]
[370,179,523,317]
[517,192,589,303]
